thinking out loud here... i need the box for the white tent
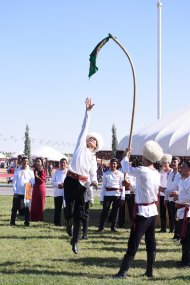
[118,106,190,156]
[32,146,68,161]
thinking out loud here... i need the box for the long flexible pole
[108,33,136,149]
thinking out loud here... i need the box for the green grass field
[0,196,189,285]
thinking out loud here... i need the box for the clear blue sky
[0,0,189,154]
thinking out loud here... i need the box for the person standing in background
[30,157,46,222]
[10,156,35,226]
[51,157,68,226]
[159,154,172,233]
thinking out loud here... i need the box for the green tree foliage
[111,124,118,158]
[24,124,32,164]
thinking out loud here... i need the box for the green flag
[88,36,110,78]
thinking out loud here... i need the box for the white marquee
[118,106,190,156]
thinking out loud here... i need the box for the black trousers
[179,218,190,246]
[54,196,66,226]
[127,215,157,256]
[99,196,121,230]
[82,201,90,236]
[10,194,29,224]
[118,194,135,226]
[64,176,86,242]
[159,196,167,231]
[167,201,177,232]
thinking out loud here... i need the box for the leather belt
[106,187,121,192]
[67,170,88,182]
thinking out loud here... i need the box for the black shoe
[10,221,16,226]
[113,272,127,279]
[177,261,190,268]
[111,228,118,233]
[158,229,166,233]
[172,235,180,241]
[97,227,104,232]
[70,239,78,254]
[82,235,88,240]
[54,223,61,227]
[24,222,30,227]
[143,271,153,278]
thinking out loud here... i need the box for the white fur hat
[86,132,103,152]
[160,153,172,164]
[142,140,163,163]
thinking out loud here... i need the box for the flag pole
[157,0,162,120]
[108,33,136,149]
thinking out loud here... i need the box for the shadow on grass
[0,259,190,281]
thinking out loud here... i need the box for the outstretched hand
[85,97,95,111]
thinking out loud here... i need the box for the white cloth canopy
[118,106,190,156]
[32,146,68,161]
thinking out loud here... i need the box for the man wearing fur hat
[114,140,163,279]
[165,156,181,239]
[64,98,103,254]
[159,154,172,233]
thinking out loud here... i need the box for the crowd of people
[9,97,190,279]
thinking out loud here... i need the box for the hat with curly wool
[143,140,163,163]
[160,153,172,164]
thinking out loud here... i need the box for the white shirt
[100,169,125,202]
[68,111,97,186]
[51,168,68,197]
[176,177,190,219]
[121,157,160,217]
[165,171,181,201]
[13,167,35,195]
[159,169,172,197]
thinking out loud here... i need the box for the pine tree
[111,124,118,158]
[24,124,32,164]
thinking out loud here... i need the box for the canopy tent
[117,106,190,156]
[32,146,68,161]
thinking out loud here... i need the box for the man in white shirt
[164,156,181,238]
[159,154,172,232]
[64,98,103,254]
[10,156,35,226]
[97,158,124,232]
[51,157,68,226]
[114,140,163,279]
[173,161,190,267]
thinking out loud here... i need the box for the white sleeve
[73,111,90,152]
[121,157,141,178]
[89,156,98,183]
[87,186,94,202]
[51,171,59,187]
[12,172,17,194]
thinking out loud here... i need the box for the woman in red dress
[30,157,46,221]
